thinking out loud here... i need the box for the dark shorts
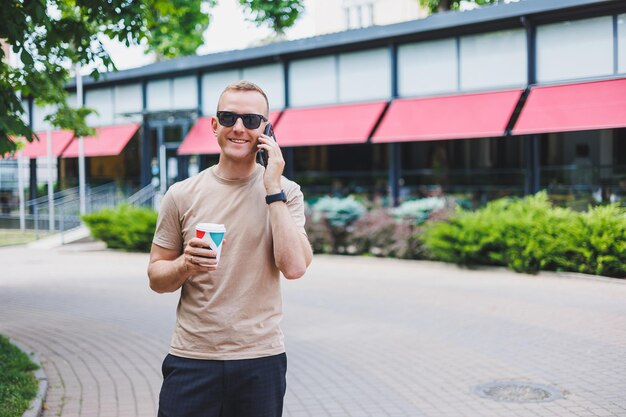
[157,353,287,417]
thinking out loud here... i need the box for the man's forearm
[269,202,312,279]
[148,256,188,293]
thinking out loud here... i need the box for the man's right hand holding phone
[257,127,285,194]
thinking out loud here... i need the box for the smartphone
[257,123,275,167]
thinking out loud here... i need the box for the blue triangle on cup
[210,232,224,247]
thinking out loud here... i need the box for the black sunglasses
[216,111,268,129]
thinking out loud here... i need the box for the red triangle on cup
[196,230,206,239]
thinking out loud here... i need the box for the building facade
[8,0,626,210]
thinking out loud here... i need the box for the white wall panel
[289,56,337,107]
[460,29,527,90]
[20,99,30,125]
[242,64,285,110]
[202,70,240,116]
[114,84,142,117]
[86,88,114,126]
[398,38,457,97]
[338,48,391,102]
[32,104,55,132]
[173,76,198,110]
[537,16,614,82]
[147,79,172,111]
[617,14,626,73]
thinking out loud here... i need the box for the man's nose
[232,116,246,132]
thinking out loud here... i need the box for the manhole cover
[473,381,563,403]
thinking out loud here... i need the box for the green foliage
[423,192,626,277]
[312,196,366,228]
[146,0,213,59]
[419,0,499,13]
[82,204,157,252]
[0,335,39,417]
[392,197,446,224]
[0,0,304,156]
[239,0,305,34]
[566,205,626,277]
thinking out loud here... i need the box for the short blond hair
[216,80,269,116]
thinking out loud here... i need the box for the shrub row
[82,204,157,252]
[423,192,626,278]
[305,196,452,259]
[82,194,626,278]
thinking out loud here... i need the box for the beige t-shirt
[152,164,306,360]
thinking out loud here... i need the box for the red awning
[17,130,74,159]
[372,90,523,143]
[512,78,626,135]
[178,112,281,155]
[274,101,387,147]
[62,124,140,158]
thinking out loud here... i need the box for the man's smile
[228,138,249,144]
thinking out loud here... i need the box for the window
[398,38,458,97]
[618,14,626,74]
[460,29,527,90]
[536,16,614,82]
[289,56,337,107]
[344,2,374,30]
[338,48,391,102]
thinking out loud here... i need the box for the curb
[10,338,48,417]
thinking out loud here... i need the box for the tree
[0,0,304,155]
[419,0,499,13]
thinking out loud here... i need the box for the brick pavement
[1,244,625,417]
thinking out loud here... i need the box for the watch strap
[265,190,287,204]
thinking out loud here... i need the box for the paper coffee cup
[195,223,226,265]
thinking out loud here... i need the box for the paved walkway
[1,243,625,417]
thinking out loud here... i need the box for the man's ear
[211,116,218,134]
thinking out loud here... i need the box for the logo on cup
[195,223,226,264]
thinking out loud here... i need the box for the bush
[392,197,446,224]
[312,196,366,228]
[311,196,366,253]
[565,204,626,277]
[304,208,333,254]
[82,204,157,252]
[348,209,396,255]
[347,209,430,259]
[423,192,626,277]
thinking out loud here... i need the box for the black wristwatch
[265,190,287,204]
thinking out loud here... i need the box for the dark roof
[71,0,623,88]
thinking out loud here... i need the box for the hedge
[422,192,626,278]
[82,204,157,252]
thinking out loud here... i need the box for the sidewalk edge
[11,338,48,417]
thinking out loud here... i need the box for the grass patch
[0,335,39,417]
[0,230,47,247]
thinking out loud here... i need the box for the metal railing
[127,183,159,208]
[30,183,122,236]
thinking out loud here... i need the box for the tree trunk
[438,0,452,11]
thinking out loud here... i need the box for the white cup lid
[196,223,226,232]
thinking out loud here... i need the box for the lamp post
[76,62,86,215]
[46,120,54,231]
[17,150,25,231]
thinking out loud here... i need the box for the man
[148,80,313,417]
